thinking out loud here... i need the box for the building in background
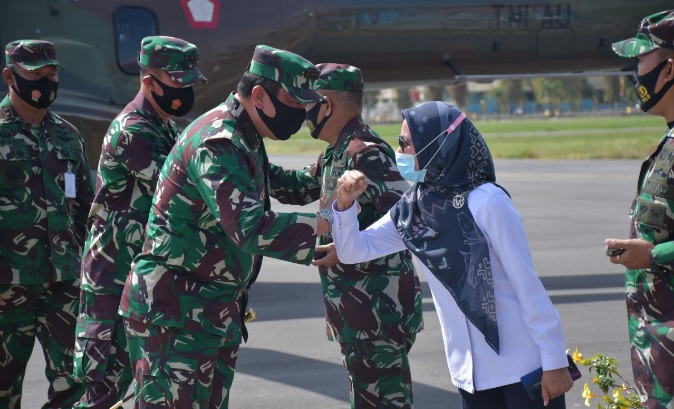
[362,75,638,122]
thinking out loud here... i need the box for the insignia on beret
[304,67,320,79]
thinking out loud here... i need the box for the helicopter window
[114,7,158,75]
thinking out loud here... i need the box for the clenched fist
[336,170,368,211]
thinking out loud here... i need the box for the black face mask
[306,102,329,139]
[632,59,674,112]
[149,74,194,117]
[11,68,58,110]
[256,89,306,141]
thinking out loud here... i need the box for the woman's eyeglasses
[398,135,409,151]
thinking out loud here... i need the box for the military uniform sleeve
[352,145,410,212]
[108,120,169,182]
[268,159,321,205]
[190,140,318,264]
[74,136,95,246]
[650,242,674,273]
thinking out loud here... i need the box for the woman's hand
[541,367,573,406]
[336,170,368,211]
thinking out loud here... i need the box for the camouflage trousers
[124,318,239,408]
[340,336,415,409]
[626,269,674,409]
[0,281,85,409]
[73,315,133,408]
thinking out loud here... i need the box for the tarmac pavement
[22,157,640,408]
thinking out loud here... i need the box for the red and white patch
[171,99,182,110]
[31,89,41,101]
[181,0,220,29]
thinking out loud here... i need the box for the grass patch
[265,114,666,159]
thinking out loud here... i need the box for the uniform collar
[132,92,178,131]
[0,94,54,131]
[133,92,160,118]
[225,92,260,150]
[332,115,364,153]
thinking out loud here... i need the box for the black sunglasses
[398,135,409,151]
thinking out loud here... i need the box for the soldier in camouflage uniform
[118,45,329,408]
[0,39,93,408]
[269,63,423,408]
[72,36,207,409]
[606,9,674,409]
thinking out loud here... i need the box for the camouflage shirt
[80,93,180,324]
[0,95,94,284]
[627,126,674,399]
[270,115,424,343]
[118,93,320,344]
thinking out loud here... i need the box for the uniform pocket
[638,322,674,395]
[52,130,85,180]
[636,198,668,228]
[0,139,30,189]
[54,146,85,172]
[135,326,200,408]
[72,315,114,382]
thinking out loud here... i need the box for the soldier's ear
[141,75,154,90]
[323,95,332,116]
[2,67,15,87]
[251,85,267,109]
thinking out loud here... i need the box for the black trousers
[459,382,566,409]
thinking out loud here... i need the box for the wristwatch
[317,208,334,226]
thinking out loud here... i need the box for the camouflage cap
[247,44,323,103]
[315,63,364,92]
[5,39,63,70]
[138,36,207,85]
[613,10,674,58]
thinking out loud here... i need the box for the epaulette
[0,105,14,120]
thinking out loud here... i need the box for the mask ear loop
[417,113,467,170]
[666,58,674,81]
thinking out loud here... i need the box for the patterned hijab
[389,101,500,353]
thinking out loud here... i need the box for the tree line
[378,76,638,116]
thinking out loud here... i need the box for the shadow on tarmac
[248,272,626,322]
[237,271,625,406]
[237,347,458,407]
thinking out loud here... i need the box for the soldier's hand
[336,170,368,211]
[311,244,340,267]
[605,238,654,270]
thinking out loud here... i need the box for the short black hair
[339,90,363,111]
[236,71,282,98]
[658,48,674,59]
[138,63,149,81]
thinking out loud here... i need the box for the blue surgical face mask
[395,151,427,183]
[395,128,449,183]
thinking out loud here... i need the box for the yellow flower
[572,347,583,363]
[582,383,596,407]
[612,389,629,404]
[572,347,591,365]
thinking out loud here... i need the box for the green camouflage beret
[248,44,323,103]
[315,63,364,92]
[613,9,674,58]
[5,39,62,70]
[138,36,207,85]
